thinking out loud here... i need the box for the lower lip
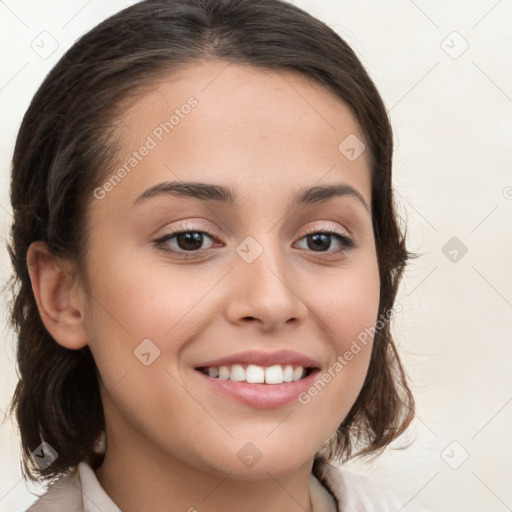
[194,369,319,409]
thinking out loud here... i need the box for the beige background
[1,1,511,510]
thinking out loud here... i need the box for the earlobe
[27,241,88,350]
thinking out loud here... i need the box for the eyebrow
[132,181,369,211]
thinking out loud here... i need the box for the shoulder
[26,469,82,512]
[26,462,121,512]
[314,459,430,512]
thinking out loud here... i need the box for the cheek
[84,244,212,338]
[319,255,380,350]
[304,254,380,408]
[82,245,229,396]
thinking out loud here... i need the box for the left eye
[295,231,354,252]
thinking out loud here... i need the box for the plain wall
[1,1,511,511]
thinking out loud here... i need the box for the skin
[28,60,380,512]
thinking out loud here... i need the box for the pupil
[308,233,330,251]
[177,232,203,250]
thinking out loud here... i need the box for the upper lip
[195,349,320,369]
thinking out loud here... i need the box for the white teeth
[283,364,294,382]
[246,364,265,383]
[218,366,230,380]
[230,364,245,381]
[265,365,283,384]
[293,366,304,381]
[202,363,309,384]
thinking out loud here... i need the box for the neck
[95,425,319,512]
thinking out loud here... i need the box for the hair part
[7,0,415,481]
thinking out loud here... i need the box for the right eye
[154,225,219,257]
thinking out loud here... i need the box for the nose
[224,240,309,332]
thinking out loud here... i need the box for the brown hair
[7,0,415,482]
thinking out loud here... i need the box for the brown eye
[175,232,205,251]
[295,230,355,253]
[306,233,331,251]
[155,229,216,254]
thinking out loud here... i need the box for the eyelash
[153,224,356,259]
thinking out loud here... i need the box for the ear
[27,241,88,350]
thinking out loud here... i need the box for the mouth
[193,350,321,409]
[193,349,321,408]
[196,364,315,384]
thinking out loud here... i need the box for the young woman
[7,0,427,510]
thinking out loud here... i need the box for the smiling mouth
[196,364,314,385]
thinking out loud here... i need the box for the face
[80,60,380,479]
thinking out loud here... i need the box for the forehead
[96,60,371,215]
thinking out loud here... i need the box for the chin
[197,443,316,481]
